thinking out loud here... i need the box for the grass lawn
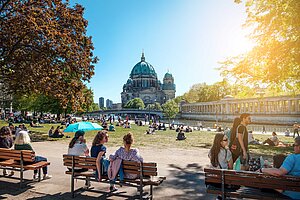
[0,120,295,159]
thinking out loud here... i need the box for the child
[209,133,233,169]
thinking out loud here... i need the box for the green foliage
[146,102,162,110]
[162,99,179,119]
[13,85,95,115]
[124,98,145,109]
[0,0,98,111]
[90,103,100,111]
[220,0,300,92]
[183,79,255,103]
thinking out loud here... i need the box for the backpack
[229,124,245,153]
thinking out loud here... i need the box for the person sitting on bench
[260,136,300,200]
[14,131,52,180]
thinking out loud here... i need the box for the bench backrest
[204,168,300,192]
[63,155,158,176]
[0,148,35,163]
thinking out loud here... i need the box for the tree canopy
[145,102,162,111]
[13,86,95,115]
[0,0,98,110]
[162,100,179,120]
[220,0,300,92]
[124,98,145,109]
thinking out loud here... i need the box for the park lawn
[0,120,294,158]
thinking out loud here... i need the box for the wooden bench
[0,148,50,187]
[63,155,166,199]
[204,168,300,199]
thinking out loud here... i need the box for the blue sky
[69,0,253,104]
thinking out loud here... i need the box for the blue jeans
[34,156,47,174]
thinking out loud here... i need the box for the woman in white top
[68,130,89,156]
[209,133,233,169]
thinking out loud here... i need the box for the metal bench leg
[139,185,143,200]
[71,156,75,198]
[71,176,75,198]
[38,168,41,181]
[150,185,153,200]
[20,168,23,188]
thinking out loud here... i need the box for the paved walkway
[0,140,215,200]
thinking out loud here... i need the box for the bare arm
[262,167,288,176]
[238,133,246,153]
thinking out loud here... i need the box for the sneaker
[43,174,52,180]
[109,186,118,192]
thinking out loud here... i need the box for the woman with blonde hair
[14,131,51,180]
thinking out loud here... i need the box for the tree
[124,98,145,109]
[146,102,162,111]
[0,0,98,110]
[162,100,179,121]
[220,0,300,92]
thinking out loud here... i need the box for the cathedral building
[121,53,176,107]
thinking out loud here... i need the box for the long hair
[92,131,107,146]
[0,126,11,137]
[69,130,85,148]
[210,133,225,168]
[14,131,31,145]
[229,117,242,146]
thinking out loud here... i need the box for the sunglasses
[293,144,299,147]
[223,139,228,142]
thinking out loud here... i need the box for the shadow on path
[154,163,215,200]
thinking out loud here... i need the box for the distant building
[99,97,104,108]
[180,95,300,125]
[106,99,113,109]
[121,53,176,107]
[112,103,122,110]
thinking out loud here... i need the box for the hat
[75,130,85,137]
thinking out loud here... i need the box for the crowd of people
[1,114,299,199]
[208,113,300,199]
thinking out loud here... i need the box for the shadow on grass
[153,163,215,200]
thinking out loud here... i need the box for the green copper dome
[164,72,173,79]
[130,53,157,78]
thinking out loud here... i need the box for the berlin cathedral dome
[121,53,176,107]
